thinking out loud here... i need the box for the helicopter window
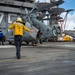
[0,12,4,24]
[8,14,17,23]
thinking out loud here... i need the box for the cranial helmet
[16,17,22,22]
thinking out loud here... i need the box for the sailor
[0,30,4,45]
[9,17,34,59]
[36,27,42,44]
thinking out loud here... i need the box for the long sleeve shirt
[9,22,30,36]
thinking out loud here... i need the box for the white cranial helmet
[16,17,22,22]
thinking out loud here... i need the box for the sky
[36,0,75,30]
[59,0,75,30]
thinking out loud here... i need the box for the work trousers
[0,37,4,45]
[14,35,22,59]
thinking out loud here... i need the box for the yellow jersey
[9,22,30,36]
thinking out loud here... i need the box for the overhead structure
[35,0,65,26]
[0,0,35,40]
[0,0,35,14]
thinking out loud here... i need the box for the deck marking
[0,44,75,48]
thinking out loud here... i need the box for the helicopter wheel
[31,41,37,46]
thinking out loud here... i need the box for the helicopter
[22,0,65,43]
[8,0,65,44]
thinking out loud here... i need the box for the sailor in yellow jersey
[9,17,34,59]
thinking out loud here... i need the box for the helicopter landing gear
[31,41,37,46]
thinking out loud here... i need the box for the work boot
[16,52,21,59]
[16,53,21,59]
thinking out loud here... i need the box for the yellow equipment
[62,35,73,42]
